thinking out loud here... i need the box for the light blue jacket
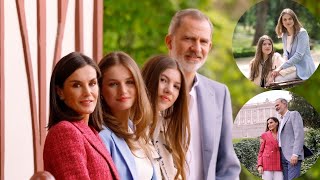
[99,126,157,180]
[281,28,316,80]
[195,74,241,180]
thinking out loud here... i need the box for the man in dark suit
[165,8,240,180]
[275,98,304,180]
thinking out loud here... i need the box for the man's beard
[172,53,206,73]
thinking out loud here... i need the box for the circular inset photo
[232,90,320,179]
[232,0,320,89]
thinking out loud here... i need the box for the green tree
[234,0,320,46]
[289,92,320,129]
[103,0,175,65]
[252,1,268,45]
[234,138,260,177]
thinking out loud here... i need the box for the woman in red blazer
[43,52,119,180]
[257,117,283,180]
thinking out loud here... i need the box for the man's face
[166,16,212,73]
[275,99,287,116]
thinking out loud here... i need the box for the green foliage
[201,8,262,118]
[233,138,260,177]
[103,0,176,65]
[233,138,245,144]
[305,128,320,155]
[234,0,320,46]
[240,164,261,180]
[233,47,256,58]
[232,42,283,58]
[300,129,320,178]
[289,93,320,129]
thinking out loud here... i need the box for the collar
[190,73,199,94]
[281,110,289,119]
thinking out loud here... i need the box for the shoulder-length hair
[275,8,303,38]
[249,35,274,85]
[141,54,190,180]
[98,51,152,147]
[48,52,103,131]
[265,117,280,132]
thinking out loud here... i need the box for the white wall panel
[4,0,35,179]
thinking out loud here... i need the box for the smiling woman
[56,65,99,122]
[43,52,119,180]
[272,8,316,83]
[141,54,190,180]
[257,117,282,180]
[98,51,158,180]
[249,35,286,87]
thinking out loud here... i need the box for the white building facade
[233,99,279,139]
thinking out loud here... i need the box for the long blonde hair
[98,51,153,149]
[275,8,303,38]
[142,55,190,180]
[249,35,274,86]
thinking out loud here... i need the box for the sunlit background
[103,0,320,179]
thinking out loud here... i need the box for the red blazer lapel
[266,131,279,148]
[71,121,119,178]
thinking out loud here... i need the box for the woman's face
[57,65,99,121]
[282,13,294,30]
[267,119,278,132]
[261,39,272,55]
[101,64,136,114]
[158,68,181,111]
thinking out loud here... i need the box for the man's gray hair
[276,98,288,107]
[168,8,213,36]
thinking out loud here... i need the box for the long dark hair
[142,54,190,180]
[249,35,274,86]
[265,117,280,132]
[48,52,103,131]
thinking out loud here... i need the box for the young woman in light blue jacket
[272,8,316,82]
[98,51,159,180]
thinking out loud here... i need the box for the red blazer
[257,131,282,171]
[43,120,120,180]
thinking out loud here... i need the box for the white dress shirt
[187,75,204,180]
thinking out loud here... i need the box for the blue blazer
[281,28,316,80]
[195,74,241,180]
[99,126,157,180]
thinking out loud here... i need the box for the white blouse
[131,146,154,179]
[129,126,161,180]
[286,35,293,53]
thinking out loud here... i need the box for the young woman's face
[261,39,272,55]
[101,64,136,114]
[282,13,294,30]
[158,68,181,111]
[57,65,99,121]
[267,119,278,131]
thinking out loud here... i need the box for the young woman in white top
[142,55,190,180]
